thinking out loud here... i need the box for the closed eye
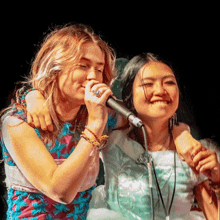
[165,81,176,85]
[95,68,103,73]
[78,64,88,69]
[142,83,153,87]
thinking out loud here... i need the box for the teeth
[151,101,168,104]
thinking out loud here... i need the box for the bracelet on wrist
[81,129,108,151]
[21,88,35,107]
[85,126,99,140]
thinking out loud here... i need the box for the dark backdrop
[0,6,219,218]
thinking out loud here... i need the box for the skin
[2,42,113,204]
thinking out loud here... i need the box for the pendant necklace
[151,151,177,220]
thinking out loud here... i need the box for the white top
[87,129,219,220]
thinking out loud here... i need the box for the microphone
[106,96,143,127]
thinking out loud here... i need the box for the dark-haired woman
[87,53,219,219]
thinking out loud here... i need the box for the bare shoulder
[2,115,38,144]
[2,115,25,127]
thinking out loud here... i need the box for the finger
[85,80,100,92]
[179,153,199,174]
[32,114,40,128]
[39,116,47,131]
[45,114,53,131]
[91,83,109,92]
[27,112,33,124]
[91,87,106,97]
[191,145,207,159]
[195,156,213,171]
[199,161,216,173]
[98,88,113,104]
[193,150,212,165]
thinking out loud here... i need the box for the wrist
[173,130,191,146]
[172,123,190,139]
[81,127,108,151]
[86,121,105,138]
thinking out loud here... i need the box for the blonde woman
[0,24,115,219]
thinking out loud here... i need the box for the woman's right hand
[84,80,113,137]
[25,90,53,131]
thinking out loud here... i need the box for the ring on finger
[95,90,101,97]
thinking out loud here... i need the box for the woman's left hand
[193,149,220,183]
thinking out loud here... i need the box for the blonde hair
[2,24,116,145]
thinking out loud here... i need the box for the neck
[55,98,81,122]
[138,118,174,151]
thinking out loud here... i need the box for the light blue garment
[88,129,209,220]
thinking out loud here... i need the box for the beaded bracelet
[21,88,35,107]
[81,132,100,147]
[81,130,108,150]
[85,126,99,140]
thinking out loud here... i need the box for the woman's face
[132,61,179,123]
[58,42,105,106]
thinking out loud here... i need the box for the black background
[0,7,219,143]
[0,4,219,218]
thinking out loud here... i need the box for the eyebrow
[141,75,175,81]
[80,57,104,66]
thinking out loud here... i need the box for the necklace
[151,151,177,220]
[132,129,172,151]
[154,134,171,151]
[147,133,172,152]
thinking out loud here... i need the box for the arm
[25,90,53,131]
[193,144,220,219]
[195,180,219,220]
[4,81,113,204]
[2,116,98,204]
[25,90,126,132]
[172,123,207,174]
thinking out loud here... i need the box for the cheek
[169,87,179,110]
[132,88,146,108]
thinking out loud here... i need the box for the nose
[87,67,97,80]
[154,82,166,96]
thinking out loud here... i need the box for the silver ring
[95,90,101,97]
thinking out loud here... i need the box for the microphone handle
[106,97,143,127]
[106,98,132,118]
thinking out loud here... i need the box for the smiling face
[132,61,179,123]
[57,42,105,106]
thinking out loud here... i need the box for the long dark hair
[119,52,199,137]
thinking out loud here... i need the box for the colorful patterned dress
[0,108,97,220]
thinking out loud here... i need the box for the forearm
[47,126,102,203]
[195,180,219,220]
[50,139,97,202]
[4,117,101,204]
